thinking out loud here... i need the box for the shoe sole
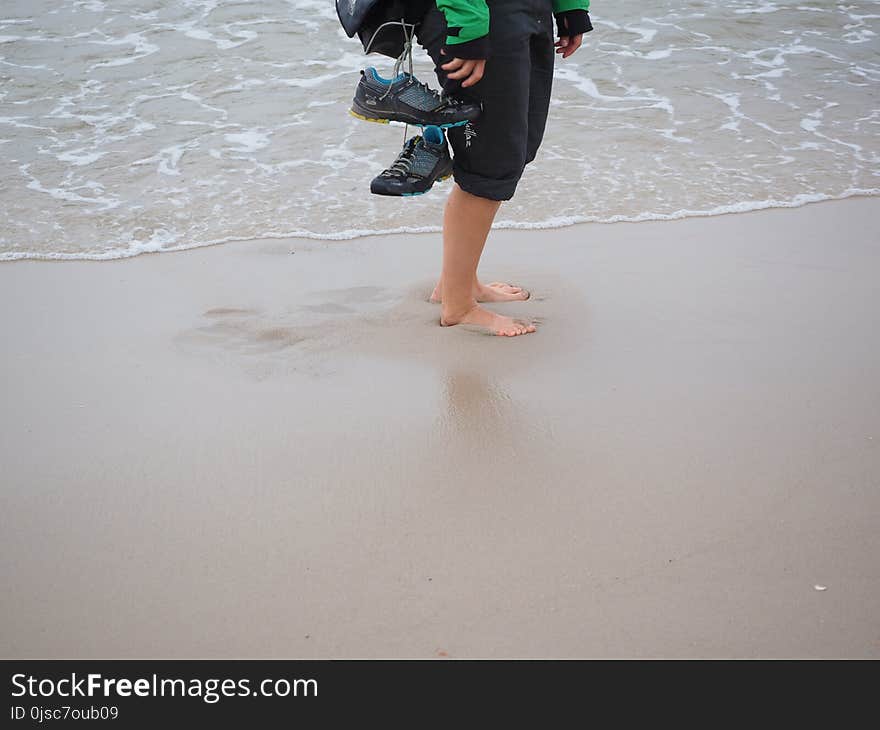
[402,174,453,196]
[350,107,471,129]
[372,173,453,197]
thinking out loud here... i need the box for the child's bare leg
[439,185,536,337]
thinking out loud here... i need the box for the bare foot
[441,305,537,336]
[430,281,530,304]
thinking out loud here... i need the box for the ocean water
[0,0,878,260]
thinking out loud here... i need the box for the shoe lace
[414,78,444,105]
[377,19,417,101]
[410,78,461,109]
[381,140,418,178]
[365,20,458,142]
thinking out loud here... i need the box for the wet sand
[1,196,879,658]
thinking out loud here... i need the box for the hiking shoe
[351,67,481,128]
[370,125,453,197]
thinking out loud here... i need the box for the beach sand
[1,197,879,658]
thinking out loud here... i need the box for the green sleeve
[435,0,490,46]
[552,0,590,12]
[436,0,590,57]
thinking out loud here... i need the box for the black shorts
[416,0,556,201]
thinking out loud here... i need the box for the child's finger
[461,62,484,88]
[446,60,475,79]
[563,34,583,58]
[441,57,465,71]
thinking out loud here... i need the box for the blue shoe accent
[365,67,407,85]
[423,125,444,145]
[413,119,469,129]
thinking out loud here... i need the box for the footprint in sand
[177,307,308,356]
[176,286,430,375]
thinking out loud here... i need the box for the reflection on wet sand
[436,370,544,470]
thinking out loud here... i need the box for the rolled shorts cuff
[452,165,521,201]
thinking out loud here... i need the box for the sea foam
[0,0,877,260]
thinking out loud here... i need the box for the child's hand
[555,34,583,59]
[441,56,486,88]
